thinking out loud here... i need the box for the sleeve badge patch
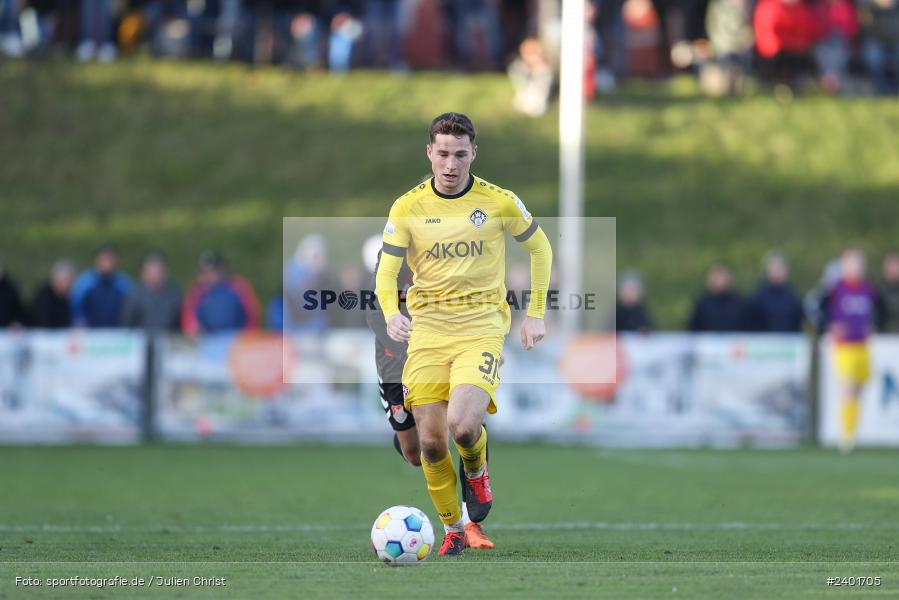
[513,195,532,220]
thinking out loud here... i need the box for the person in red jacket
[754,0,820,87]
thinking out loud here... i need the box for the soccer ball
[370,505,435,565]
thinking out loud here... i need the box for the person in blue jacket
[70,243,133,327]
[743,252,805,332]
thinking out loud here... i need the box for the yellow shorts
[834,342,870,384]
[402,330,504,414]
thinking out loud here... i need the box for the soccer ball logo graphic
[370,506,435,565]
[337,290,358,310]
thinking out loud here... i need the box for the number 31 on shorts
[479,352,500,380]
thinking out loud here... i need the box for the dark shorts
[376,341,415,432]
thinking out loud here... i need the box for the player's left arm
[501,193,552,350]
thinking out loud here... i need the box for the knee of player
[418,436,446,462]
[449,420,480,448]
[404,451,422,467]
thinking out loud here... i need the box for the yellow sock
[421,452,461,526]
[455,425,487,476]
[841,398,860,444]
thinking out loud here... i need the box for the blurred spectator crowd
[616,248,899,335]
[1,0,897,96]
[0,245,265,334]
[1,243,898,337]
[0,238,371,335]
[0,0,524,69]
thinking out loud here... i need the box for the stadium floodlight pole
[558,0,586,333]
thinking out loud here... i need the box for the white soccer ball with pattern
[370,505,435,565]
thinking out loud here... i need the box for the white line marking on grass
[3,522,899,534]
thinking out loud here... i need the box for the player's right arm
[375,200,413,342]
[366,253,411,353]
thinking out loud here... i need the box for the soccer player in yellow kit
[375,113,552,556]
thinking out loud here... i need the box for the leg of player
[835,342,870,454]
[459,424,494,549]
[385,383,490,543]
[839,381,863,454]
[389,412,496,550]
[462,505,495,549]
[447,384,492,523]
[394,427,421,466]
[413,402,466,556]
[380,380,420,465]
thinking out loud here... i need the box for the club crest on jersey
[469,208,488,228]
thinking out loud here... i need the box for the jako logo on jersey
[425,218,441,224]
[425,240,484,259]
[469,208,488,227]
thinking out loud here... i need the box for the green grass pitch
[1,444,897,598]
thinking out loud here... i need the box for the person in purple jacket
[826,249,879,453]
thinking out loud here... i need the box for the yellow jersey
[378,174,546,336]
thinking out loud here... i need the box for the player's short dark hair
[428,112,476,144]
